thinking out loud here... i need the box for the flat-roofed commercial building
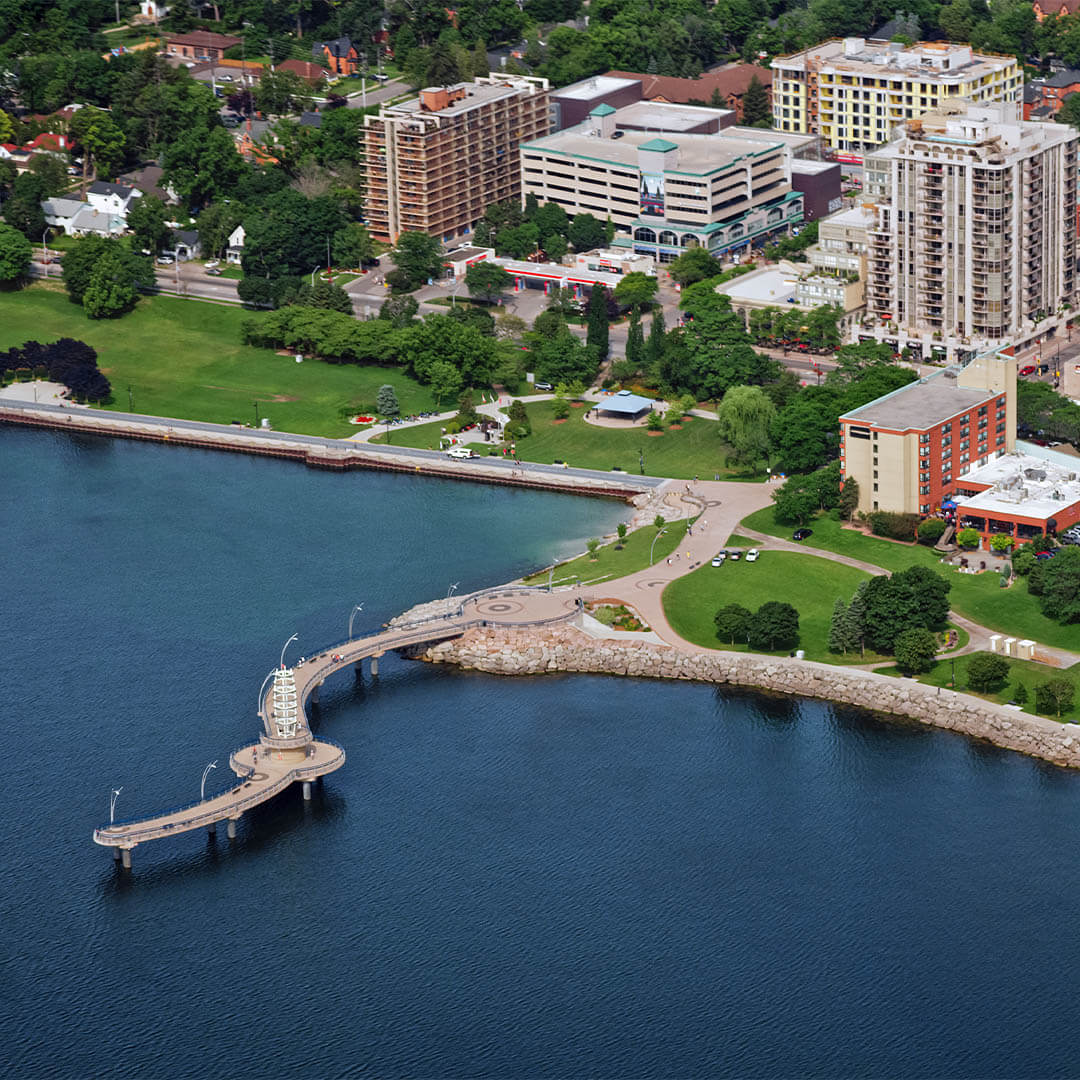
[519,104,803,262]
[862,101,1078,363]
[839,348,1016,515]
[771,37,1022,163]
[363,76,549,244]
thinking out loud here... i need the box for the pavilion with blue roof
[596,390,656,421]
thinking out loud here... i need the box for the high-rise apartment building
[363,76,550,244]
[771,37,1021,162]
[862,101,1077,362]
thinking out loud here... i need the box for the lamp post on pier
[109,787,123,824]
[280,633,298,669]
[348,603,364,640]
[447,582,459,599]
[200,761,218,801]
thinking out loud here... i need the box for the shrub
[586,538,600,560]
[646,410,663,431]
[917,518,947,545]
[552,393,571,420]
[956,527,981,549]
[1012,682,1029,705]
[990,534,1013,553]
[1012,548,1037,576]
[966,652,1010,692]
[867,511,919,541]
[894,627,938,674]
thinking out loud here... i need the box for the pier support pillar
[121,849,131,869]
[370,655,379,677]
[310,683,321,704]
[227,818,237,839]
[207,821,216,837]
[302,781,312,800]
[113,847,121,861]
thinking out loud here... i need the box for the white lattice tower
[272,665,299,738]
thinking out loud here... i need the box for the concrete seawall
[0,401,657,501]
[407,624,1080,769]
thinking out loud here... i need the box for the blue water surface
[2,427,1079,1080]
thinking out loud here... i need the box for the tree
[613,271,658,311]
[860,567,950,654]
[654,515,666,530]
[506,398,531,438]
[28,153,69,197]
[1035,678,1075,718]
[424,360,463,408]
[1030,546,1080,623]
[0,224,32,284]
[956,527,981,549]
[379,294,419,328]
[42,338,111,401]
[917,519,947,546]
[1059,92,1080,132]
[127,195,171,255]
[747,601,799,651]
[401,315,497,388]
[377,384,400,419]
[254,68,313,115]
[894,627,938,675]
[1012,682,1029,705]
[771,477,820,526]
[392,231,443,290]
[332,223,376,268]
[586,285,609,362]
[568,212,605,252]
[966,653,1010,693]
[163,124,245,210]
[646,308,667,372]
[669,246,724,285]
[838,477,859,521]
[624,309,645,371]
[529,328,599,386]
[847,581,868,658]
[196,201,244,260]
[741,74,771,127]
[714,603,752,644]
[616,523,628,548]
[68,106,125,182]
[551,388,571,419]
[717,385,775,471]
[586,538,601,560]
[304,278,353,313]
[82,245,153,318]
[827,597,853,654]
[466,260,513,304]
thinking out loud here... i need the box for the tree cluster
[2,337,110,401]
[60,236,154,318]
[714,601,800,651]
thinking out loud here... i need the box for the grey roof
[174,229,199,245]
[69,206,126,234]
[1041,69,1080,87]
[840,370,996,431]
[313,36,353,59]
[42,197,86,219]
[597,389,655,415]
[88,180,136,199]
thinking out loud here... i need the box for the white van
[446,446,475,459]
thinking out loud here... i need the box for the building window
[873,483,879,491]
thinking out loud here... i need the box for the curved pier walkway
[93,588,579,866]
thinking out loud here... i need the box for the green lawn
[374,401,759,481]
[740,506,1080,652]
[662,551,890,663]
[522,519,692,587]
[0,287,434,437]
[880,651,1080,723]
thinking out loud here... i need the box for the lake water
[4,427,1080,1079]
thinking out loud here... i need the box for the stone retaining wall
[408,624,1080,769]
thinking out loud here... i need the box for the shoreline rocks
[403,623,1080,770]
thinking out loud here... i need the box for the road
[345,78,409,108]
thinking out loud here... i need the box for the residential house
[172,229,201,260]
[1034,0,1080,19]
[227,224,245,264]
[604,66,773,122]
[87,180,142,218]
[118,164,178,204]
[165,30,242,62]
[42,196,127,237]
[1022,70,1080,117]
[312,37,359,76]
[277,59,330,86]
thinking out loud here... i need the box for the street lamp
[950,657,957,689]
[311,266,318,287]
[447,582,459,599]
[638,446,645,475]
[280,633,298,668]
[109,786,123,825]
[348,603,364,639]
[253,400,260,427]
[200,761,218,801]
[650,528,668,566]
[127,385,133,412]
[42,229,48,278]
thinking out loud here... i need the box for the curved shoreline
[407,623,1080,770]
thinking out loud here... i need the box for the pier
[92,587,581,866]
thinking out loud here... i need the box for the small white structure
[86,181,142,219]
[989,634,1002,654]
[1016,639,1036,660]
[227,224,245,265]
[271,665,300,739]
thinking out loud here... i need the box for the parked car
[793,528,813,541]
[205,259,220,269]
[446,446,475,459]
[1038,363,1050,374]
[534,381,553,391]
[156,256,174,265]
[729,550,741,561]
[1019,365,1036,376]
[711,551,727,566]
[205,267,223,276]
[745,549,760,562]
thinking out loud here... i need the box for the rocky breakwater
[409,623,1080,770]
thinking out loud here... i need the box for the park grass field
[661,550,888,664]
[522,519,692,587]
[880,651,1080,723]
[374,400,757,481]
[0,287,434,438]
[740,506,1080,652]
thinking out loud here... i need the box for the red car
[1019,365,1037,376]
